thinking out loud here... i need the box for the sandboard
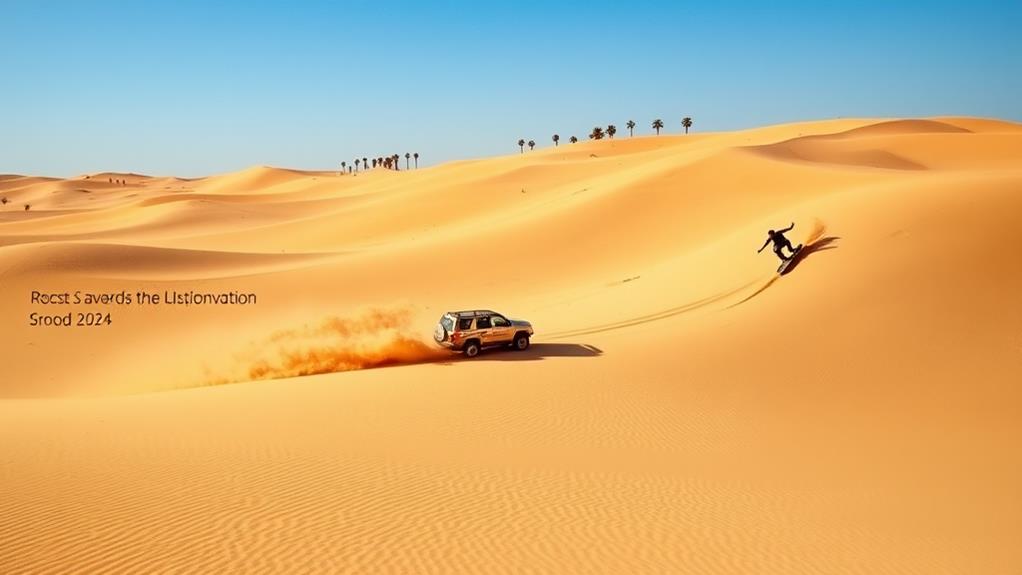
[777,244,804,274]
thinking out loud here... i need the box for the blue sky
[2,0,1020,177]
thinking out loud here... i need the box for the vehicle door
[456,317,476,346]
[475,315,495,345]
[487,314,515,344]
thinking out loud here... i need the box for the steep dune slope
[1,117,1021,574]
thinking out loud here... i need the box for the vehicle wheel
[464,341,481,358]
[513,333,530,351]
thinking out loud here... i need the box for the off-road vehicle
[433,310,534,357]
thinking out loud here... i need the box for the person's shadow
[780,236,840,276]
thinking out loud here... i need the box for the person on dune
[757,222,799,262]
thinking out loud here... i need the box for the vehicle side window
[476,316,492,329]
[492,316,509,327]
[458,318,473,330]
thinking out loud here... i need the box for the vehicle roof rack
[451,310,496,317]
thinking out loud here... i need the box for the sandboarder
[757,222,800,262]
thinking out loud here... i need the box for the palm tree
[607,124,617,139]
[528,139,535,151]
[372,158,377,169]
[363,157,368,171]
[517,139,525,153]
[626,120,635,137]
[652,119,664,135]
[552,134,560,146]
[340,161,346,174]
[569,136,578,144]
[378,157,384,168]
[405,152,411,169]
[589,127,605,140]
[682,117,693,134]
[413,152,419,168]
[355,159,360,172]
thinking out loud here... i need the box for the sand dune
[0,242,336,279]
[746,119,1022,172]
[2,117,1021,573]
[197,165,336,195]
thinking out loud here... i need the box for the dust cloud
[216,307,452,384]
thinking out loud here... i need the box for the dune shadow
[779,236,840,276]
[440,342,603,364]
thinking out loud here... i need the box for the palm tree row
[341,152,420,174]
[517,117,694,152]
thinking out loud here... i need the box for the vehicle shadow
[780,236,840,276]
[440,342,603,363]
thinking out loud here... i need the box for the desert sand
[1,117,1021,573]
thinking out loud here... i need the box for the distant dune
[1,117,1021,573]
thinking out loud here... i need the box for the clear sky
[3,0,1020,177]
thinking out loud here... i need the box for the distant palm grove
[341,152,419,174]
[518,117,693,152]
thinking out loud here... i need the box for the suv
[434,310,534,357]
